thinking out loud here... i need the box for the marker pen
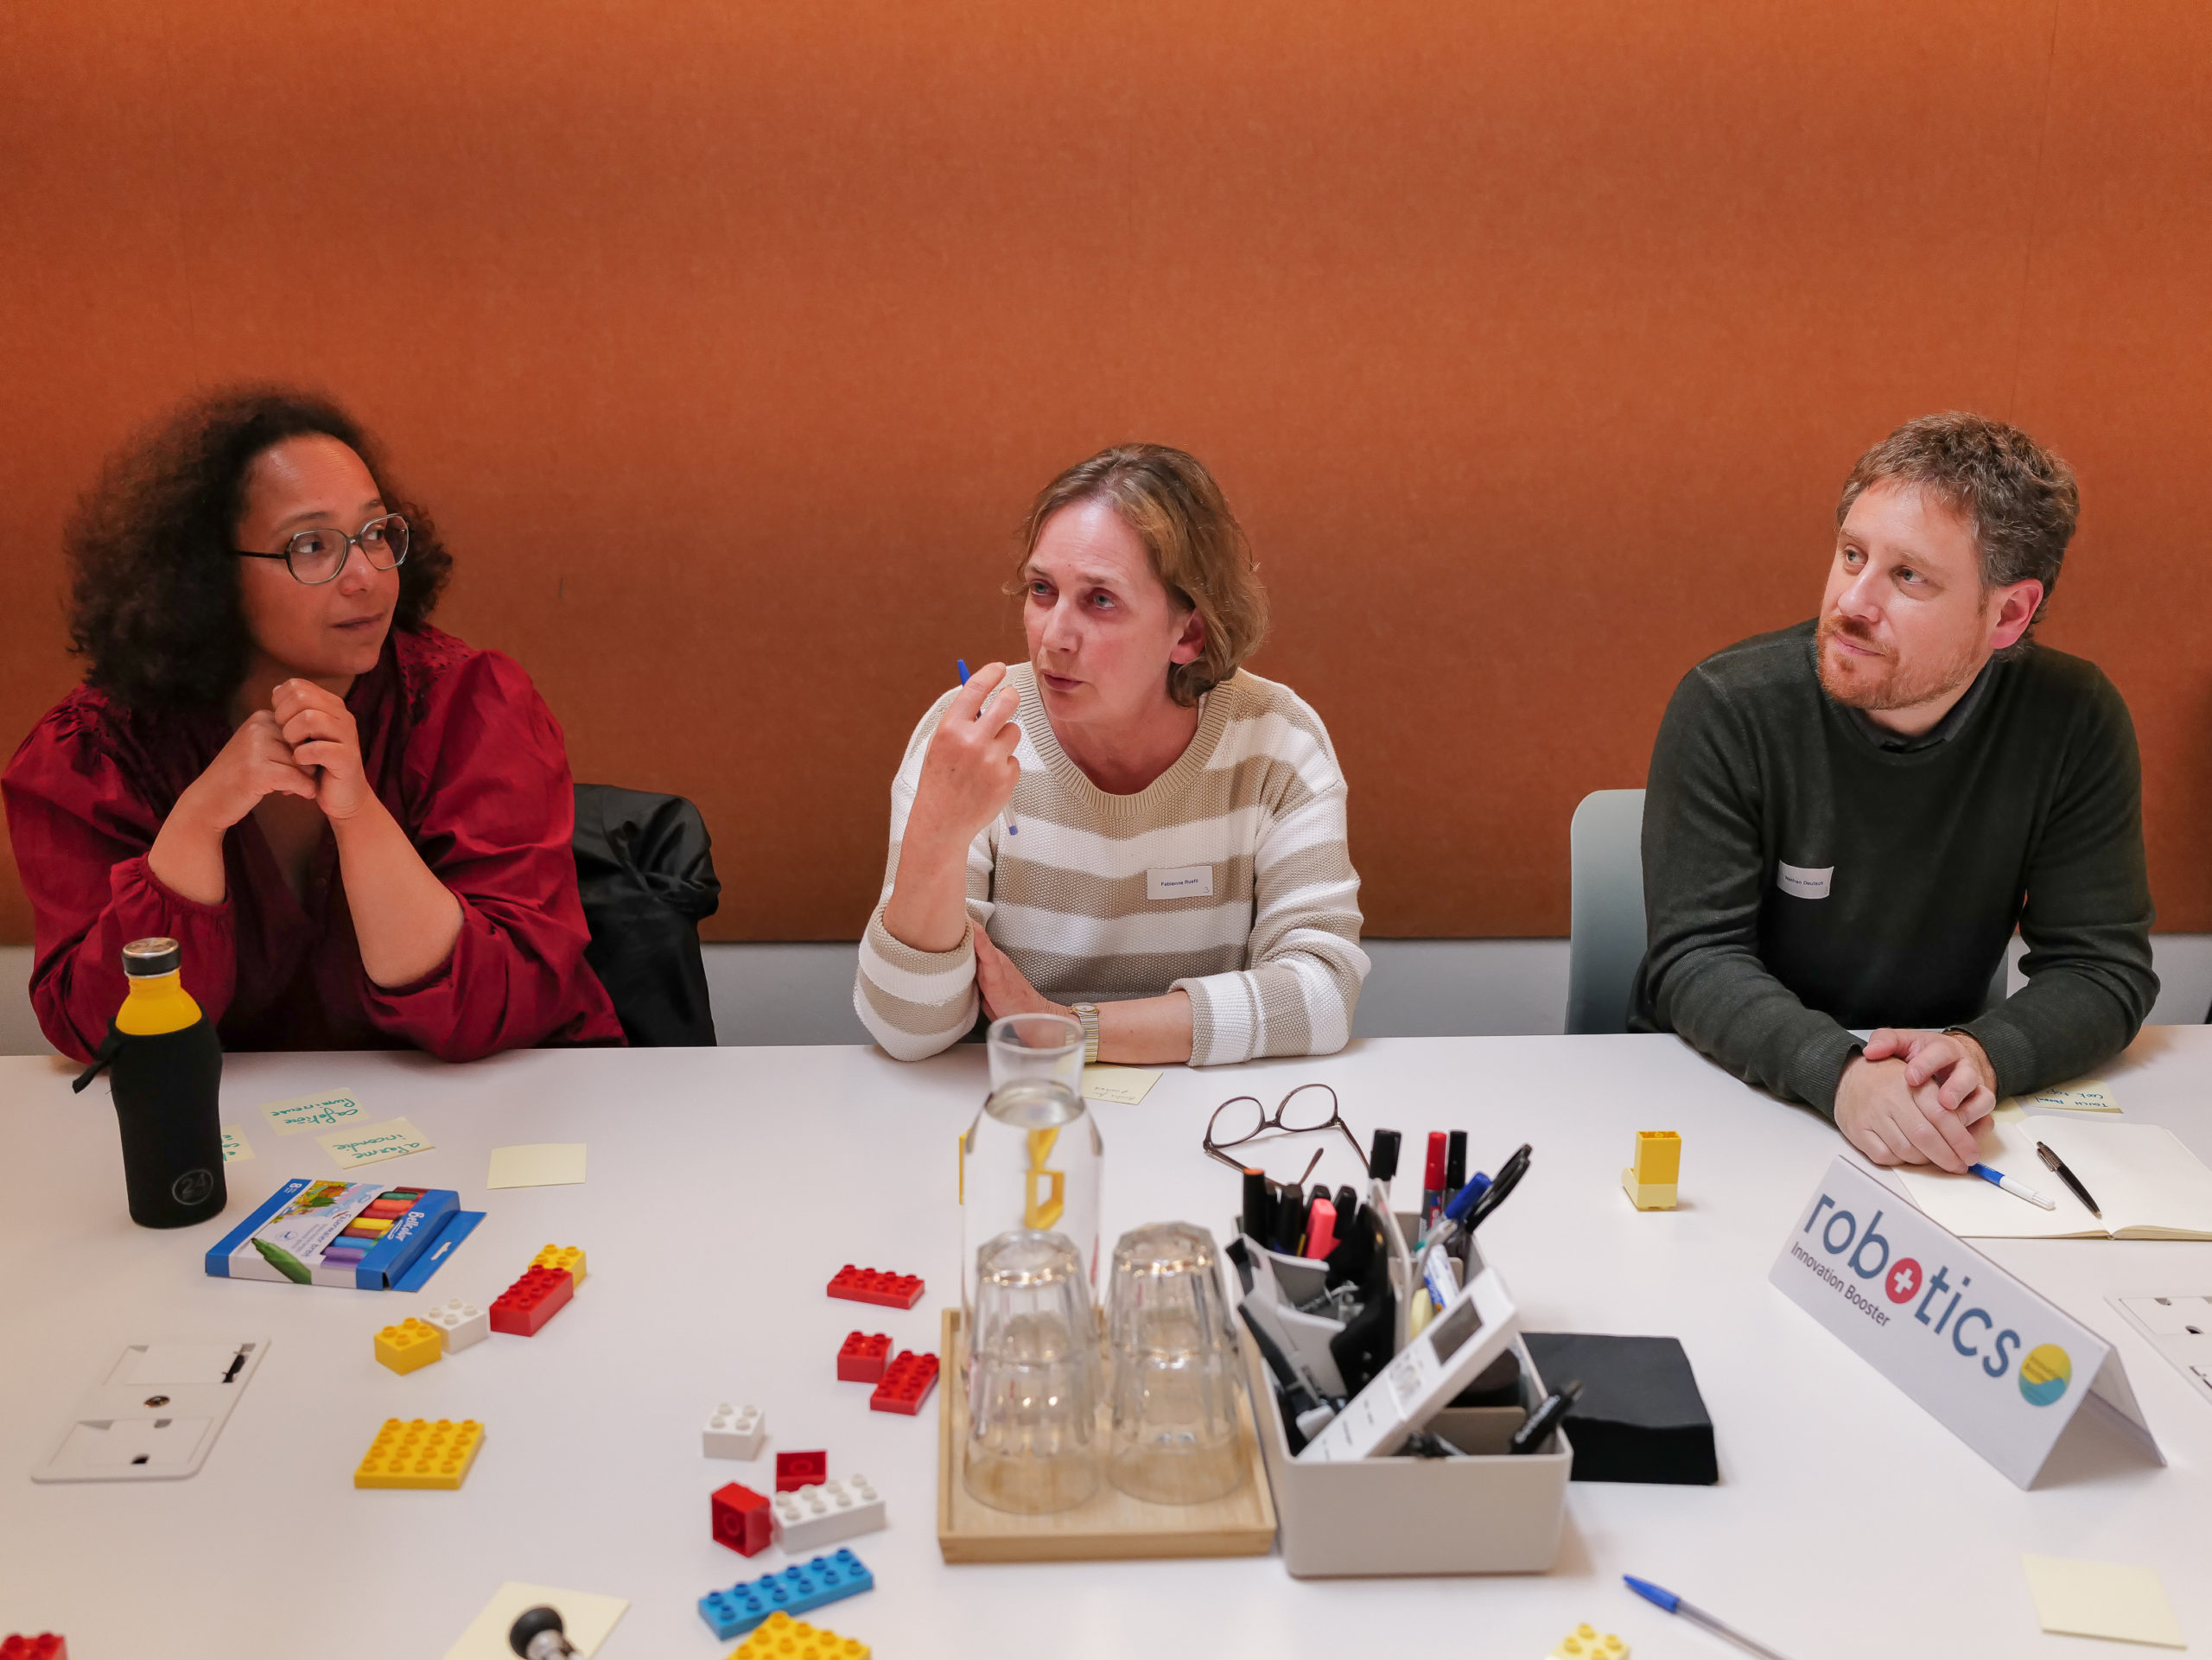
[1306,1198,1340,1261]
[1241,1167,1274,1240]
[957,658,1018,835]
[1368,1129,1402,1199]
[1444,1129,1467,1208]
[1421,1132,1447,1232]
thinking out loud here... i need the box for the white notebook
[1897,1116,2212,1240]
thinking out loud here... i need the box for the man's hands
[1835,1027,1999,1172]
[973,927,1068,1023]
[271,678,374,820]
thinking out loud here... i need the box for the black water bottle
[71,936,226,1228]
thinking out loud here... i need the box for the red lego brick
[870,1350,940,1415]
[2,1637,68,1660]
[836,1331,891,1383]
[827,1264,924,1310]
[775,1450,828,1491]
[710,1481,772,1556]
[488,1263,574,1336]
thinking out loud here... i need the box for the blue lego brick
[697,1548,874,1641]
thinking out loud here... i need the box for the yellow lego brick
[1551,1623,1630,1659]
[1621,1171,1679,1211]
[353,1416,484,1489]
[727,1611,869,1659]
[1630,1129,1681,1185]
[374,1317,443,1375]
[531,1243,588,1285]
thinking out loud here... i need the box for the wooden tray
[934,1309,1279,1562]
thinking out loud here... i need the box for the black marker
[1445,1130,1467,1205]
[1369,1129,1402,1186]
[1242,1167,1273,1240]
[2036,1142,2102,1218]
[1510,1379,1581,1454]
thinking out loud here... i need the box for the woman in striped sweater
[854,444,1369,1067]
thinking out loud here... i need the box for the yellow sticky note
[1081,1066,1163,1106]
[2022,1555,2185,1648]
[443,1582,628,1660]
[316,1116,434,1169]
[2021,1078,2121,1112]
[220,1125,254,1164]
[487,1143,588,1188]
[259,1088,367,1135]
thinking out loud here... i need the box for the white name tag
[1769,1158,2159,1488]
[1147,865,1215,901]
[1777,862,1834,900]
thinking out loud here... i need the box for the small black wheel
[509,1605,569,1657]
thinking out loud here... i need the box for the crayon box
[206,1178,482,1290]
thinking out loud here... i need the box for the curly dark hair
[66,387,453,707]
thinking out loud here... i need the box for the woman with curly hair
[3,388,623,1061]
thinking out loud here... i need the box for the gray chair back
[1566,789,1647,1035]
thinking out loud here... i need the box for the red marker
[1306,1198,1340,1260]
[1422,1132,1448,1231]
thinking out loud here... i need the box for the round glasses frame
[1201,1081,1372,1186]
[233,514,410,586]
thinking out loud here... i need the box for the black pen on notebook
[957,659,1018,835]
[2036,1141,2101,1218]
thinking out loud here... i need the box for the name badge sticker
[1777,862,1834,900]
[1146,865,1215,901]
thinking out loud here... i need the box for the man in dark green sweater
[1630,413,2158,1171]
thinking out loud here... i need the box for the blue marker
[1624,1577,1795,1660]
[1968,1162,2056,1210]
[957,659,1018,835]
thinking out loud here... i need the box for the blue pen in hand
[1624,1576,1795,1660]
[957,659,1018,835]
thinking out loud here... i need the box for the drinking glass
[1105,1222,1248,1504]
[962,1229,1103,1514]
[963,1014,1103,1329]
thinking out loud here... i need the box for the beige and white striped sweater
[854,664,1369,1065]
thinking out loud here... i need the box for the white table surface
[3,1029,2208,1659]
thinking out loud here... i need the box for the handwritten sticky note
[2022,1555,2184,1648]
[317,1116,433,1170]
[486,1143,587,1189]
[1082,1066,1164,1106]
[220,1126,254,1164]
[2021,1078,2121,1112]
[444,1582,628,1660]
[259,1089,367,1135]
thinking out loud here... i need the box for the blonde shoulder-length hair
[1008,444,1270,708]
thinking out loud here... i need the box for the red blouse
[3,624,626,1062]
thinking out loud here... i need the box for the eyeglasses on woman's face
[234,513,409,586]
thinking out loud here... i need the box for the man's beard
[1815,614,1984,713]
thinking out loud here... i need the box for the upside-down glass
[962,1229,1103,1514]
[963,1014,1103,1335]
[1105,1222,1249,1504]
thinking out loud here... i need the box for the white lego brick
[419,1297,488,1353]
[771,1475,885,1551]
[703,1402,766,1460]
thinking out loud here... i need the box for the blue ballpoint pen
[1624,1577,1795,1660]
[1968,1161,2056,1210]
[957,659,1017,834]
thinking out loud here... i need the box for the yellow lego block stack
[1621,1129,1681,1211]
[354,1417,485,1490]
[1551,1624,1630,1659]
[531,1243,588,1285]
[727,1612,869,1659]
[374,1316,443,1374]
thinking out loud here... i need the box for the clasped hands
[1836,1027,1997,1173]
[188,679,374,830]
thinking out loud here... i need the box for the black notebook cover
[1522,1332,1718,1485]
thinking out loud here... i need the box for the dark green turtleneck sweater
[1629,621,2158,1116]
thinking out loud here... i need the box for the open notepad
[1897,1116,2212,1240]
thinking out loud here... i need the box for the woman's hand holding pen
[882,662,1023,955]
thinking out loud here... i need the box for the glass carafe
[961,1014,1103,1344]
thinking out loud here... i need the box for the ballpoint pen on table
[957,658,1018,833]
[2036,1140,2101,1217]
[1968,1162,2056,1210]
[1624,1576,1796,1660]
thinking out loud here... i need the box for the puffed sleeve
[3,703,239,1061]
[353,650,623,1059]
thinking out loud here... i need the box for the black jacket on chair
[573,785,721,1046]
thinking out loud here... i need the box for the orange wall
[3,0,2208,943]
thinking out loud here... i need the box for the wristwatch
[1071,1003,1101,1065]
